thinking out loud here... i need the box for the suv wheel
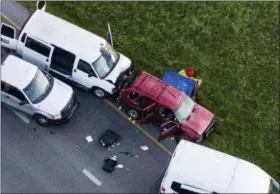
[195,134,204,144]
[92,87,107,98]
[34,114,50,127]
[127,109,140,120]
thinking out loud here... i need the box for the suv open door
[140,102,157,124]
[158,121,180,141]
[1,23,17,51]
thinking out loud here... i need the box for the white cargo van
[1,3,133,98]
[1,55,79,126]
[160,140,279,193]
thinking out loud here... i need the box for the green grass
[21,1,279,180]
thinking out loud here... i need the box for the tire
[34,114,50,127]
[91,87,108,98]
[175,133,193,144]
[127,108,140,120]
[195,134,204,144]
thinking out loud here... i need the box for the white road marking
[82,169,102,186]
[12,110,30,123]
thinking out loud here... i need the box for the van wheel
[34,114,50,127]
[127,108,140,120]
[91,87,107,98]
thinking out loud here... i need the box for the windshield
[23,69,52,104]
[173,95,195,123]
[269,179,279,193]
[92,42,120,79]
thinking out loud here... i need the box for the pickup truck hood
[36,78,73,115]
[182,104,214,135]
[104,53,131,83]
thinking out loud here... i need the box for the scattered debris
[140,145,149,151]
[119,151,139,159]
[99,129,121,148]
[50,131,55,135]
[116,164,124,168]
[119,152,134,157]
[86,135,93,143]
[125,167,131,175]
[103,156,118,173]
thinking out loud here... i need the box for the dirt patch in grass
[21,1,279,179]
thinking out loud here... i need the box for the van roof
[23,10,106,62]
[131,71,185,110]
[2,55,37,89]
[165,140,271,193]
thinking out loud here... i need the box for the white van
[160,140,279,193]
[1,55,79,126]
[1,3,133,98]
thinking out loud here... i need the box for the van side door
[49,45,75,81]
[72,59,98,89]
[22,35,54,70]
[1,82,33,115]
[1,23,18,50]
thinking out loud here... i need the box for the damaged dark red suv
[117,71,215,143]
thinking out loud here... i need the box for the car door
[72,59,99,89]
[1,22,18,50]
[106,23,113,47]
[158,121,180,141]
[139,102,157,124]
[1,82,33,115]
[22,35,54,70]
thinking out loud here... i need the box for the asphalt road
[1,1,177,193]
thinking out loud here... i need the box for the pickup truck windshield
[92,42,120,79]
[23,69,53,104]
[174,95,195,123]
[269,179,279,193]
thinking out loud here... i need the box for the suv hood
[182,104,214,135]
[104,53,131,83]
[36,78,73,115]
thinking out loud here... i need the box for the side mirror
[19,101,28,106]
[88,72,94,77]
[36,1,46,11]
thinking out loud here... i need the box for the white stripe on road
[82,169,102,186]
[12,110,30,123]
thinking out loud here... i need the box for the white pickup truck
[1,2,134,98]
[1,55,79,126]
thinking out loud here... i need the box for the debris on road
[125,167,131,175]
[103,156,118,173]
[116,164,124,168]
[140,145,149,151]
[99,129,121,148]
[119,152,133,157]
[86,135,93,143]
[119,151,139,159]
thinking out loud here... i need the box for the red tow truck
[116,71,215,143]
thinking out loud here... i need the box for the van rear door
[1,23,18,50]
[22,35,54,70]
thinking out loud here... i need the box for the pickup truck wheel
[127,108,140,120]
[91,87,107,98]
[34,114,50,127]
